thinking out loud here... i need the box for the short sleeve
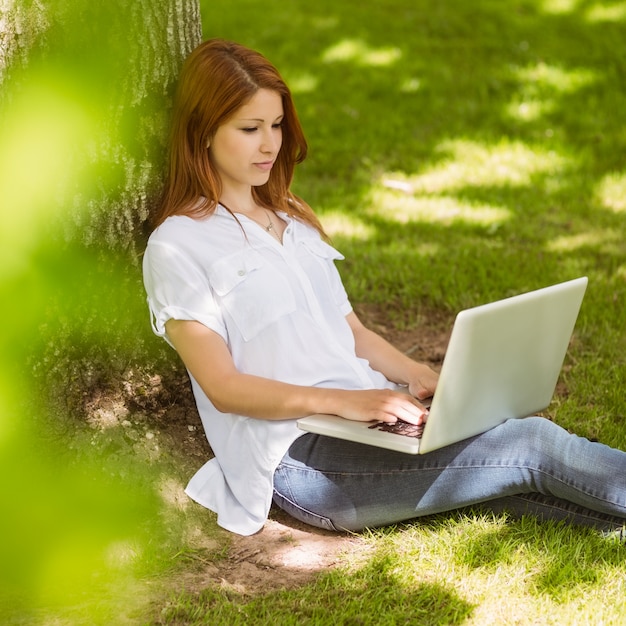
[142,240,227,345]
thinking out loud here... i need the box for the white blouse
[143,205,394,535]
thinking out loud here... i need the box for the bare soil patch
[203,510,371,596]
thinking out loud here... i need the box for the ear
[206,140,211,149]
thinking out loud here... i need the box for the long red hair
[151,39,326,237]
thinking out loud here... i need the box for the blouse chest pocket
[296,238,345,290]
[208,250,296,342]
[298,238,345,263]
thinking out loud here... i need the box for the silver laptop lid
[419,276,588,452]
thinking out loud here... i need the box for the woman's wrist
[308,387,349,417]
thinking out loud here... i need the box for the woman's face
[209,89,284,199]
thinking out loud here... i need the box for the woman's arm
[165,318,428,424]
[346,311,439,401]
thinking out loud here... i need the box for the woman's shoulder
[149,214,202,243]
[146,209,250,270]
[148,208,232,246]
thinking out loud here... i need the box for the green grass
[157,515,626,626]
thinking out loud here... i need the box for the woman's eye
[272,122,283,129]
[242,127,258,133]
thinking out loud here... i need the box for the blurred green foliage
[0,0,195,619]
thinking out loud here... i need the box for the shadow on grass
[152,511,626,625]
[157,553,474,626]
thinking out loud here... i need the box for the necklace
[262,209,283,242]
[220,201,282,242]
[264,210,276,234]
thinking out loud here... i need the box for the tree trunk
[0,0,203,613]
[1,0,203,419]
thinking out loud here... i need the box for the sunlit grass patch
[380,139,570,195]
[282,71,318,94]
[366,138,569,230]
[506,98,553,122]
[319,210,376,241]
[540,0,584,15]
[321,38,402,67]
[595,172,626,214]
[159,539,476,625]
[513,62,597,94]
[359,515,626,624]
[546,228,624,254]
[367,190,510,228]
[506,63,597,123]
[399,76,422,93]
[585,1,626,22]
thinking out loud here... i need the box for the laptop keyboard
[368,421,425,439]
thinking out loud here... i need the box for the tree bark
[0,0,47,87]
[0,1,203,612]
[0,0,203,421]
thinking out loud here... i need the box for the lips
[254,161,274,172]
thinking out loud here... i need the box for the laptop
[297,277,588,454]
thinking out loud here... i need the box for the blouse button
[238,270,245,276]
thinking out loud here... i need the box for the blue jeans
[273,417,626,532]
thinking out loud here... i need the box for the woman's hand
[407,363,439,404]
[346,312,439,412]
[333,388,429,425]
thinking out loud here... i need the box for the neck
[219,190,257,215]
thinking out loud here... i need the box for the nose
[261,127,281,154]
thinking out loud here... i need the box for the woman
[143,39,626,537]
